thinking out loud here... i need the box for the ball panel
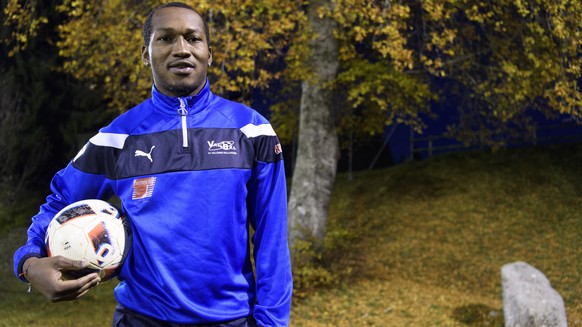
[47,223,90,261]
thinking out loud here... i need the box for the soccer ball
[45,199,131,281]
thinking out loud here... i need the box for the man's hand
[22,256,101,302]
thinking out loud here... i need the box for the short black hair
[142,2,210,47]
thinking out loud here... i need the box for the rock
[502,261,568,327]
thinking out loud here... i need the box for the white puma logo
[135,146,155,162]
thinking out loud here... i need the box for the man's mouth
[169,62,195,75]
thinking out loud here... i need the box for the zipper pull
[178,98,189,148]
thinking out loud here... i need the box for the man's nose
[173,36,190,56]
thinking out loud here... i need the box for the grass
[292,142,581,326]
[1,142,581,326]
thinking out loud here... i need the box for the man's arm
[13,159,114,300]
[248,157,293,327]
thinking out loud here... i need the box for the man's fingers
[53,256,100,280]
[60,272,101,289]
[53,255,88,270]
[73,276,101,299]
[51,273,101,302]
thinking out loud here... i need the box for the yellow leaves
[330,0,576,140]
[500,61,518,75]
[2,0,49,56]
[15,33,27,44]
[337,60,433,137]
[544,79,582,116]
[422,0,448,21]
[465,4,485,23]
[56,0,89,18]
[52,0,154,110]
[193,0,307,100]
[550,17,567,39]
[332,1,415,71]
[5,0,581,134]
[426,28,456,62]
[514,0,531,17]
[352,25,366,42]
[0,1,404,121]
[46,0,307,109]
[315,4,331,19]
[413,0,582,128]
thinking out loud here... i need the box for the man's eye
[158,36,171,42]
[187,36,201,42]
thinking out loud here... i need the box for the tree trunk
[288,0,339,247]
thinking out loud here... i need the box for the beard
[154,73,207,98]
[168,83,199,97]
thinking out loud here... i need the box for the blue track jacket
[13,81,292,326]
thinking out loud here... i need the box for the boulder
[502,261,568,327]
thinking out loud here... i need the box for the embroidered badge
[132,177,157,200]
[207,140,237,155]
[274,143,283,155]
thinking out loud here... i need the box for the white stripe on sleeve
[89,132,129,149]
[240,123,276,138]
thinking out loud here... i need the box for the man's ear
[142,45,150,67]
[208,47,213,67]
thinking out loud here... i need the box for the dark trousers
[113,305,257,327]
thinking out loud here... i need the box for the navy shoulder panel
[72,128,255,179]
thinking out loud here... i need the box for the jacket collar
[151,80,213,115]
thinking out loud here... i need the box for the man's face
[142,7,212,97]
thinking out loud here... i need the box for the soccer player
[13,2,292,326]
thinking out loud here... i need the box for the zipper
[177,98,188,148]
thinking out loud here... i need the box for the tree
[285,0,439,246]
[327,0,582,147]
[400,0,582,146]
[287,0,582,246]
[1,0,109,192]
[287,0,340,245]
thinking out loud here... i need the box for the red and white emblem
[132,177,157,200]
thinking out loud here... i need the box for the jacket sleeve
[13,156,114,281]
[247,134,292,327]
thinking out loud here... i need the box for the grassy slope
[1,143,580,326]
[292,143,581,326]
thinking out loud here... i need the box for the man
[13,2,293,326]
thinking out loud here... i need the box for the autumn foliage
[2,0,582,143]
